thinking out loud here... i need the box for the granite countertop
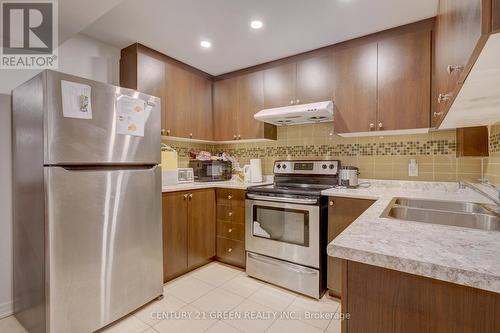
[162,176,273,192]
[322,179,500,294]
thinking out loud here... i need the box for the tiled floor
[0,262,342,333]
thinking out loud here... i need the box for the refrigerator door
[45,166,163,333]
[44,70,161,165]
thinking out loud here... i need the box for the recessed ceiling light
[200,40,211,48]
[250,20,263,29]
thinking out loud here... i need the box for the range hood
[254,101,334,126]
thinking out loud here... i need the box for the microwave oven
[189,160,232,182]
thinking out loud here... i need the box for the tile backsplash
[162,122,500,183]
[485,123,500,185]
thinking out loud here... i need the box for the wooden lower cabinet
[216,189,246,268]
[327,197,375,298]
[342,261,500,333]
[162,189,216,282]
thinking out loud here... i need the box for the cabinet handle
[290,100,294,105]
[329,200,334,206]
[188,193,193,199]
[227,248,232,253]
[378,122,383,129]
[227,195,232,200]
[296,99,300,104]
[228,212,233,217]
[433,111,443,118]
[233,134,237,140]
[228,228,233,233]
[438,93,451,103]
[183,193,188,200]
[447,65,464,74]
[161,129,166,135]
[369,123,375,129]
[189,133,193,138]
[237,134,241,140]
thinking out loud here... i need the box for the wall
[0,34,120,319]
[0,94,12,318]
[485,123,500,185]
[163,124,484,182]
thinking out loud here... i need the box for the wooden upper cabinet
[494,0,500,32]
[187,189,216,267]
[263,63,297,108]
[237,71,266,140]
[296,54,334,104]
[213,77,238,141]
[377,29,431,131]
[333,43,378,134]
[191,75,213,140]
[164,63,191,138]
[433,0,491,128]
[136,53,167,131]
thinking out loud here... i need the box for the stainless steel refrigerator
[12,70,163,333]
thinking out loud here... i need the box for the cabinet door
[333,43,378,134]
[296,54,334,104]
[213,78,238,141]
[263,63,297,108]
[188,189,216,267]
[434,0,485,127]
[137,54,166,134]
[191,75,213,140]
[327,197,375,298]
[377,30,431,131]
[237,71,265,139]
[162,192,188,281]
[165,63,192,138]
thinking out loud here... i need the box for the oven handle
[247,253,317,275]
[246,194,318,205]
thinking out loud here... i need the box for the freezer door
[44,70,161,165]
[45,166,163,333]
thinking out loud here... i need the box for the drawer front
[216,237,245,267]
[217,220,244,241]
[216,189,246,207]
[216,205,245,223]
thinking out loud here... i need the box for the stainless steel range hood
[254,101,334,126]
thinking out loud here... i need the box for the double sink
[383,197,500,232]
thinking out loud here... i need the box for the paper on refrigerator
[61,80,93,119]
[116,95,146,137]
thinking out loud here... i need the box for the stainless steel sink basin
[382,198,500,232]
[394,198,496,215]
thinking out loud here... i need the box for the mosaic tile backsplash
[485,123,500,185]
[163,122,500,184]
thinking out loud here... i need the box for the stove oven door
[245,198,320,268]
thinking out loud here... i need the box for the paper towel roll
[250,159,263,183]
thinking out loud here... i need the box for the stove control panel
[274,160,340,175]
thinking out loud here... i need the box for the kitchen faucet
[458,180,500,208]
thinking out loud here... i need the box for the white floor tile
[219,275,264,298]
[205,321,242,333]
[153,305,216,333]
[191,288,244,312]
[143,329,159,333]
[135,295,186,326]
[248,284,296,311]
[292,294,340,314]
[326,317,341,333]
[163,273,194,291]
[0,316,26,333]
[191,263,241,287]
[100,315,149,333]
[266,318,323,333]
[222,300,276,333]
[285,303,332,330]
[164,276,215,303]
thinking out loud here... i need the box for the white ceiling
[82,0,438,76]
